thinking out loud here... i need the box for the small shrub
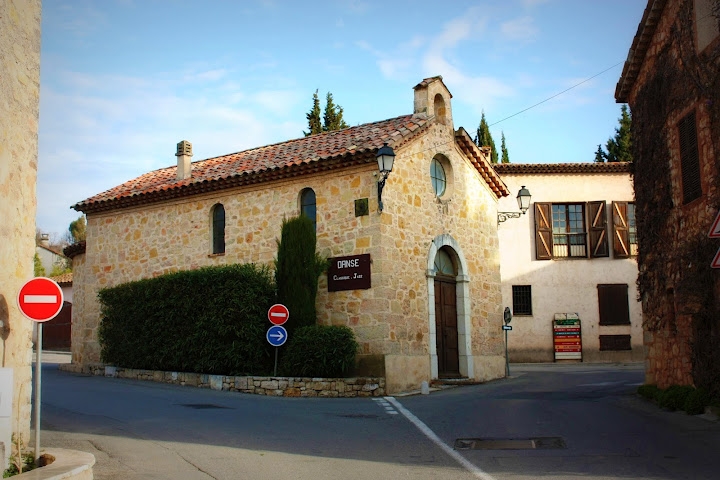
[280,325,358,377]
[658,385,695,411]
[683,388,711,415]
[637,384,661,401]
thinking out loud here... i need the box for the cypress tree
[474,111,498,164]
[322,92,348,132]
[274,215,326,332]
[304,90,322,136]
[594,145,606,163]
[604,104,633,162]
[500,131,510,164]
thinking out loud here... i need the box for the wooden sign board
[553,313,582,361]
[327,254,371,292]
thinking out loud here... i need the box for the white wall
[497,169,643,362]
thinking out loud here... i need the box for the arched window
[211,203,225,254]
[430,158,447,197]
[300,188,316,230]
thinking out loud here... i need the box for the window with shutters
[678,111,702,204]
[612,201,638,257]
[597,284,631,325]
[211,203,225,255]
[552,204,587,257]
[512,285,532,315]
[534,202,609,260]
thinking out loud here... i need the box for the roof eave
[454,128,510,198]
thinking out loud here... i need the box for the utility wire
[488,61,624,127]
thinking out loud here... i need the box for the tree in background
[274,215,327,333]
[594,145,606,163]
[322,92,348,132]
[304,90,323,136]
[69,215,86,243]
[500,131,510,164]
[595,104,633,162]
[305,90,348,136]
[474,111,499,164]
[33,253,45,277]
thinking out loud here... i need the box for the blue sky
[38,0,646,238]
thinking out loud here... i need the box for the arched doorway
[427,234,473,380]
[434,248,459,377]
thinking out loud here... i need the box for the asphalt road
[36,355,720,480]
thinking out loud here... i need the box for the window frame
[511,285,533,316]
[430,158,447,197]
[300,188,317,230]
[211,203,225,255]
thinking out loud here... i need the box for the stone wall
[625,0,720,389]
[61,363,385,398]
[0,0,42,461]
[71,83,505,394]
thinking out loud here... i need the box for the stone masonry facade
[0,0,42,463]
[617,0,720,389]
[70,78,507,394]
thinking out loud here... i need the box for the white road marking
[24,295,57,303]
[385,396,497,480]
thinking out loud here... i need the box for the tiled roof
[50,272,73,286]
[493,162,632,175]
[615,0,668,103]
[63,241,86,259]
[73,114,431,214]
[455,128,509,197]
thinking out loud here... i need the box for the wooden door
[435,277,459,377]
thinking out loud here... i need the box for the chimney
[176,140,193,180]
[39,233,50,248]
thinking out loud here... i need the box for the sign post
[267,304,289,376]
[17,277,64,462]
[503,307,512,377]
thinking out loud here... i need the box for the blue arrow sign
[266,325,288,347]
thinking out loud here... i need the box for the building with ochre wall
[0,0,42,467]
[68,77,511,394]
[494,163,642,363]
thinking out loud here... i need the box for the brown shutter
[597,284,630,325]
[588,201,608,258]
[534,203,552,260]
[612,201,630,258]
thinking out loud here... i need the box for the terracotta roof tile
[50,272,73,285]
[73,114,430,214]
[493,162,632,175]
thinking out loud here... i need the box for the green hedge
[98,264,275,376]
[279,325,358,377]
[638,384,715,415]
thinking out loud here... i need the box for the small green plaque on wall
[355,198,369,217]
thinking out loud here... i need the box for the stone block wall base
[59,363,385,398]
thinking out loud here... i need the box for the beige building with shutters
[494,163,643,363]
[67,77,514,394]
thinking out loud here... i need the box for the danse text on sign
[327,254,371,292]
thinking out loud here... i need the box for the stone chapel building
[67,77,511,394]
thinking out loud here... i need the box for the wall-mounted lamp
[376,143,395,212]
[498,186,532,224]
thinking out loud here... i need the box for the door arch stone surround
[426,233,473,379]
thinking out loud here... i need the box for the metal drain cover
[455,437,566,450]
[178,403,232,410]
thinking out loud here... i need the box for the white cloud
[500,16,539,42]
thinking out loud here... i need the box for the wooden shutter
[597,284,630,325]
[612,201,630,258]
[534,203,552,260]
[678,111,701,204]
[588,201,608,258]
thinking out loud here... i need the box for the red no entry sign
[17,277,64,322]
[267,303,289,325]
